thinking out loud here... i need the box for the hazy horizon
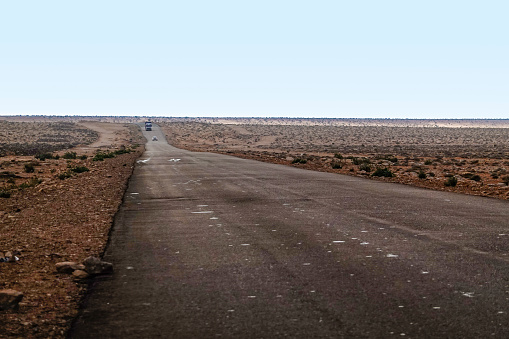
[3,115,509,121]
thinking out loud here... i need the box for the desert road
[70,124,509,338]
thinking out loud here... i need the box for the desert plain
[160,118,509,200]
[1,116,509,338]
[0,118,144,338]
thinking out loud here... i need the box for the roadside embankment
[0,121,144,338]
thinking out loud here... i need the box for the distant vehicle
[152,136,158,141]
[145,121,152,131]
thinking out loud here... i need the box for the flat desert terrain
[0,118,144,338]
[159,118,509,200]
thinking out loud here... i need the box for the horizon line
[1,115,509,121]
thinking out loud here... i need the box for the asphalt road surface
[70,124,509,338]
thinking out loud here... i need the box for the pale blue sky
[1,1,508,118]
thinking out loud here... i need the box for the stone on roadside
[72,270,90,280]
[0,289,24,310]
[55,262,84,274]
[83,256,113,275]
[2,251,19,263]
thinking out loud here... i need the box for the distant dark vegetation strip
[0,121,99,156]
[0,142,76,157]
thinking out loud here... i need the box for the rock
[55,262,84,274]
[72,270,90,280]
[2,251,18,263]
[83,256,113,275]
[0,289,24,310]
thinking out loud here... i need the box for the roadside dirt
[160,119,509,201]
[0,120,144,338]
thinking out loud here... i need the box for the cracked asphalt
[70,124,509,338]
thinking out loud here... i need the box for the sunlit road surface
[70,124,509,338]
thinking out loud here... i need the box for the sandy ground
[0,120,144,338]
[159,119,509,201]
[77,121,137,150]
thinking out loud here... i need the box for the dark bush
[70,166,89,173]
[359,164,372,172]
[19,177,42,189]
[79,155,88,160]
[377,155,398,163]
[0,171,19,179]
[331,162,342,169]
[63,151,77,159]
[352,157,371,165]
[35,153,55,161]
[372,168,394,177]
[334,153,343,159]
[114,148,132,155]
[58,165,90,179]
[470,174,481,182]
[418,171,427,179]
[445,176,458,187]
[24,163,35,173]
[0,190,10,198]
[92,153,105,161]
[93,151,116,161]
[58,172,73,180]
[292,158,307,164]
